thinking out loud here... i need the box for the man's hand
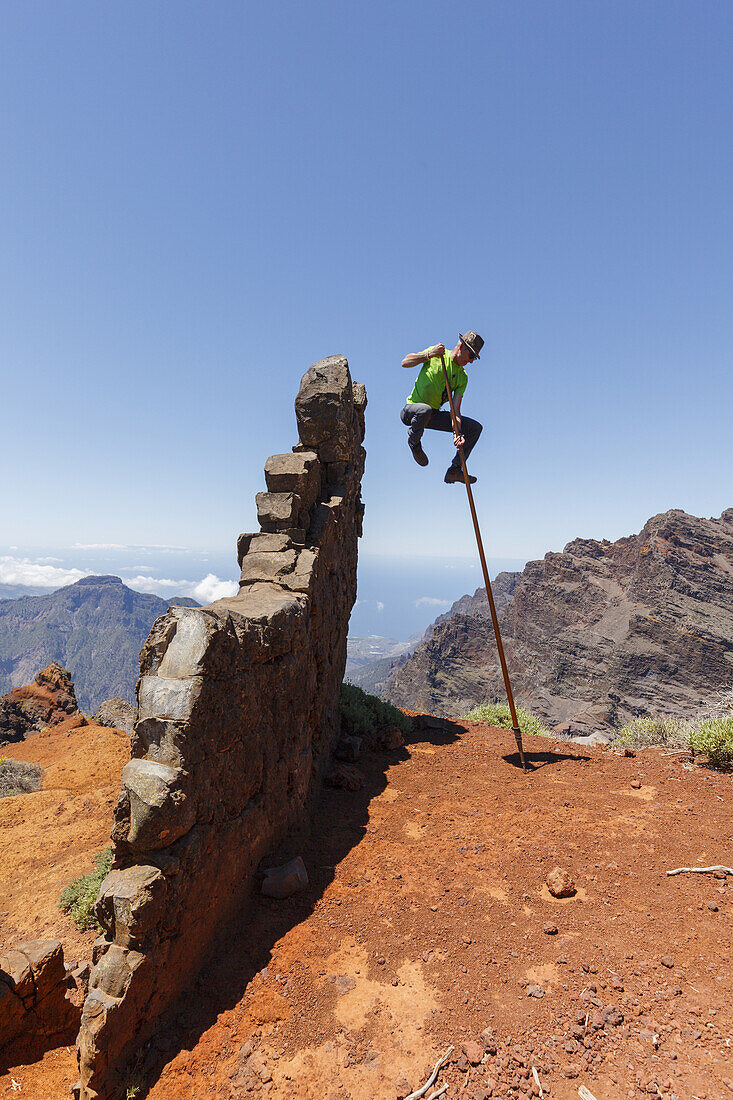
[453,415,464,449]
[426,343,446,359]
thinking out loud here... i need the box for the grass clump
[58,848,113,931]
[614,716,687,751]
[461,702,552,738]
[340,683,412,737]
[0,758,42,798]
[689,716,733,768]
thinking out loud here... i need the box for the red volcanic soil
[3,719,733,1100]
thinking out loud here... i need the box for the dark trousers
[400,403,483,466]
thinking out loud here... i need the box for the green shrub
[58,848,114,931]
[689,716,733,768]
[0,759,42,799]
[340,683,412,737]
[461,702,552,738]
[613,715,687,750]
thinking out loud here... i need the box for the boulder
[0,938,76,1048]
[547,867,576,898]
[240,550,298,586]
[94,698,136,734]
[261,857,309,899]
[120,759,195,851]
[325,764,365,790]
[256,491,303,532]
[94,865,168,948]
[294,355,354,460]
[265,452,321,515]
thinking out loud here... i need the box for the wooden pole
[440,355,527,770]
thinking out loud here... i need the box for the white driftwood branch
[404,1048,453,1100]
[667,865,733,876]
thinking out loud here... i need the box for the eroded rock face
[0,662,79,744]
[0,939,78,1050]
[93,698,137,735]
[77,355,366,1099]
[387,509,733,734]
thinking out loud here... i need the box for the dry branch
[666,865,733,877]
[404,1048,453,1100]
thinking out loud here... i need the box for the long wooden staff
[440,354,527,771]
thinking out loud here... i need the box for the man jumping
[400,331,484,484]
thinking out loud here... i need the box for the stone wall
[76,357,366,1099]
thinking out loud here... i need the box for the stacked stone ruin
[75,356,366,1099]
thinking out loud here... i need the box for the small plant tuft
[0,758,42,799]
[689,716,733,768]
[58,848,114,931]
[340,683,412,737]
[613,715,687,751]
[461,702,552,738]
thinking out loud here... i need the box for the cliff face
[386,508,733,732]
[76,356,366,1100]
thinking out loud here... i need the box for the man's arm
[452,392,464,448]
[401,343,445,368]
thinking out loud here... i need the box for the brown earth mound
[0,661,79,743]
[4,717,732,1100]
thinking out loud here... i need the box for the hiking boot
[408,439,429,466]
[444,466,476,485]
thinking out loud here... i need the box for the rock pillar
[76,356,365,1098]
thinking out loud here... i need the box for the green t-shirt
[406,349,468,409]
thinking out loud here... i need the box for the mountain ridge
[385,507,733,732]
[0,576,199,712]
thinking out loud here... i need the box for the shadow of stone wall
[75,356,366,1099]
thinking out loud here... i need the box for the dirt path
[3,720,732,1100]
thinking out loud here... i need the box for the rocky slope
[0,576,198,713]
[386,508,733,733]
[0,662,79,744]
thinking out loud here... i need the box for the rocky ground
[2,717,732,1100]
[0,716,129,968]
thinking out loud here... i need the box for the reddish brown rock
[546,867,576,898]
[462,1039,484,1065]
[0,662,79,744]
[371,724,405,751]
[0,939,78,1050]
[325,764,365,790]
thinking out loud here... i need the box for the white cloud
[125,574,185,593]
[414,596,452,608]
[127,572,238,603]
[0,556,85,589]
[376,601,385,612]
[191,574,238,602]
[72,542,189,552]
[0,555,239,606]
[72,542,129,550]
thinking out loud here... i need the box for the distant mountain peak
[74,574,125,586]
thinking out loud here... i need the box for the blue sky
[1,1,731,628]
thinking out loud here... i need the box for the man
[400,331,484,484]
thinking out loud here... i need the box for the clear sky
[2,2,732,601]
